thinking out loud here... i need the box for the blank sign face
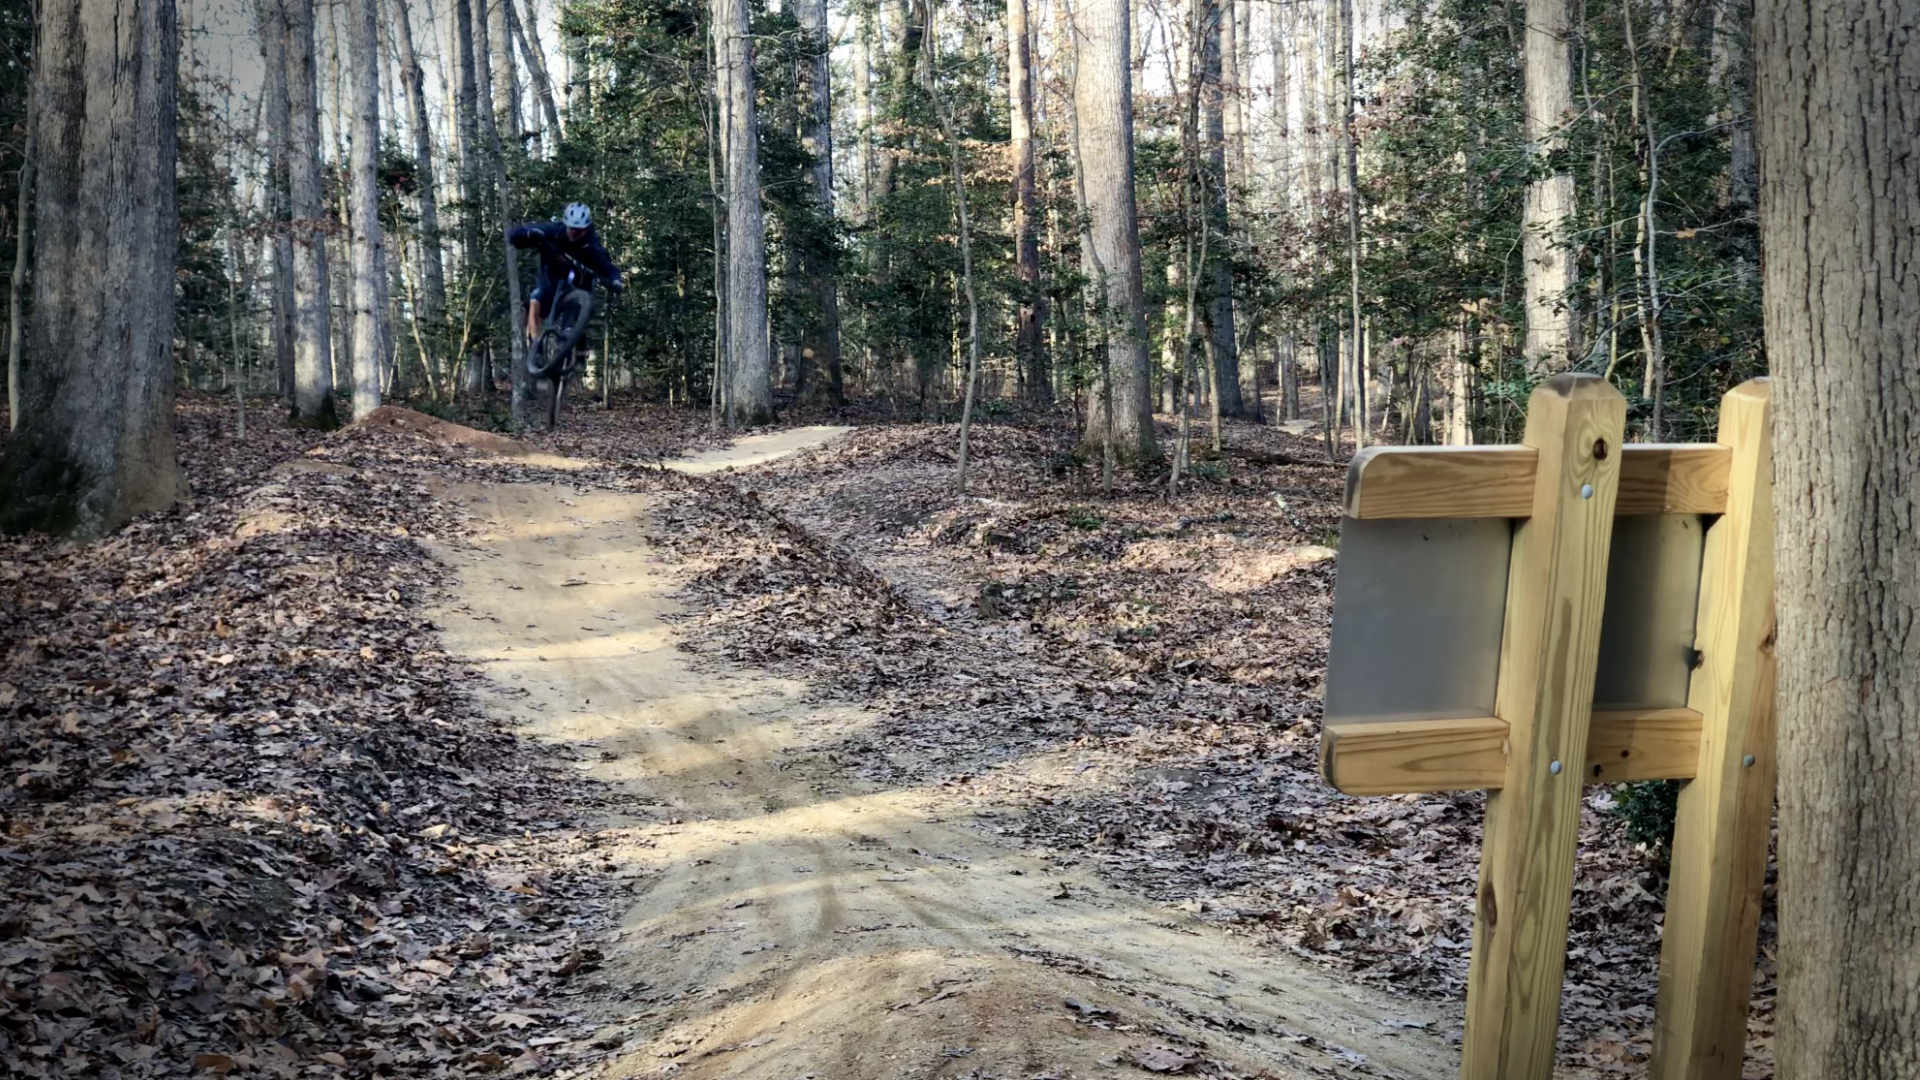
[1325,517,1513,724]
[1323,514,1707,728]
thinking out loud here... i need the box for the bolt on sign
[1320,375,1776,1080]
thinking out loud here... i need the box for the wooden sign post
[1320,375,1775,1080]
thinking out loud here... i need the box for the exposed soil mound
[353,405,523,455]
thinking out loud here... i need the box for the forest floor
[0,392,1775,1079]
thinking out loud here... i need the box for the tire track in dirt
[431,431,1455,1080]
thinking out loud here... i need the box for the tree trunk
[347,0,386,420]
[872,0,918,202]
[0,0,180,536]
[1279,334,1299,420]
[468,0,527,423]
[392,0,447,337]
[795,0,842,403]
[1069,0,1156,461]
[706,39,727,426]
[1195,0,1241,416]
[284,0,336,427]
[482,0,521,145]
[7,41,33,432]
[1233,0,1250,190]
[1340,0,1365,448]
[1758,0,1920,1074]
[716,0,771,425]
[922,3,981,491]
[1009,0,1048,404]
[452,0,482,254]
[1522,0,1578,374]
[256,0,296,401]
[853,1,875,219]
[1714,0,1755,212]
[505,0,561,148]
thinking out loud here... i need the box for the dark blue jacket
[507,221,623,294]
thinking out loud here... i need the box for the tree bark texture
[452,0,482,249]
[468,0,527,422]
[1757,1,1920,1076]
[1341,0,1365,447]
[285,0,336,426]
[1069,0,1156,460]
[392,0,447,334]
[1711,0,1756,210]
[255,0,297,400]
[716,0,771,425]
[1009,0,1048,403]
[1522,0,1578,374]
[796,0,842,403]
[482,0,522,144]
[7,52,32,432]
[347,0,387,420]
[506,0,562,147]
[853,2,874,219]
[0,0,180,536]
[1195,0,1242,415]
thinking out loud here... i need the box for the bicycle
[524,261,598,430]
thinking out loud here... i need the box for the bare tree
[853,1,875,220]
[715,0,771,424]
[1195,0,1242,416]
[466,0,528,422]
[1009,0,1048,403]
[1522,0,1577,373]
[1,0,179,535]
[795,0,842,403]
[1339,0,1364,447]
[347,0,387,419]
[6,0,33,431]
[254,0,297,401]
[1758,0,1920,1074]
[392,0,448,335]
[505,0,562,147]
[1067,0,1156,461]
[482,0,522,143]
[285,0,337,426]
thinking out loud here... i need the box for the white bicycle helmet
[562,202,592,228]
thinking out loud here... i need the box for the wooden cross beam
[1318,375,1776,1080]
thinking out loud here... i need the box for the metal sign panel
[1325,517,1513,724]
[1593,514,1707,708]
[1324,513,1708,728]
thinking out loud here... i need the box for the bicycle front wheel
[550,289,595,359]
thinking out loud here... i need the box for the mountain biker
[507,203,624,343]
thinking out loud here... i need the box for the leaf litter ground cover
[643,412,1778,1078]
[1,394,1777,1078]
[0,394,706,1078]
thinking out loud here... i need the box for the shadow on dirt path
[430,430,1454,1080]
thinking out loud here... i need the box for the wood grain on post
[1344,444,1728,519]
[1322,706,1704,796]
[1460,374,1625,1079]
[1652,379,1776,1079]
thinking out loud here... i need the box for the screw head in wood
[1743,754,1756,767]
[1580,484,1594,500]
[1549,759,1563,775]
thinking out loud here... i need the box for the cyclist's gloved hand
[608,279,625,297]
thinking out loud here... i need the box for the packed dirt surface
[431,430,1455,1080]
[668,425,853,474]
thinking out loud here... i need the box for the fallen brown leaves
[648,412,1777,1078]
[0,398,636,1078]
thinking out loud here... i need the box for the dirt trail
[433,432,1454,1080]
